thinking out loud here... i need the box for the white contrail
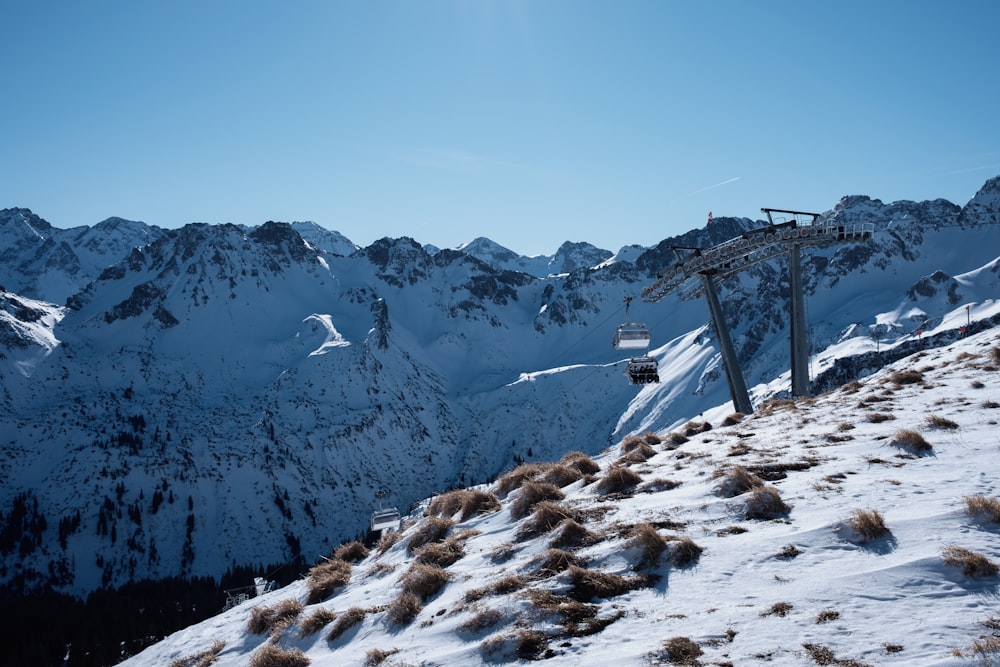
[687,176,743,196]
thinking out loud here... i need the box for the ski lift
[626,356,659,385]
[370,490,401,533]
[613,297,652,351]
[370,508,401,533]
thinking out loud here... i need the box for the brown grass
[890,369,924,385]
[387,591,423,625]
[716,466,764,497]
[516,501,576,539]
[965,494,1000,523]
[531,548,586,578]
[846,509,890,543]
[549,519,600,549]
[248,599,304,636]
[670,536,704,567]
[924,414,959,430]
[400,563,452,600]
[889,429,932,455]
[627,524,668,568]
[305,559,351,604]
[658,636,703,665]
[560,450,601,475]
[596,465,643,495]
[363,648,399,667]
[247,644,310,667]
[682,420,712,436]
[406,516,454,553]
[665,432,689,447]
[457,608,505,634]
[414,536,466,567]
[816,610,840,624]
[299,608,337,637]
[941,545,999,577]
[375,530,401,554]
[744,486,790,520]
[464,575,527,602]
[565,565,639,602]
[326,606,366,642]
[538,463,584,488]
[761,602,793,617]
[867,412,896,423]
[496,463,551,496]
[428,489,501,521]
[168,640,225,667]
[510,480,565,519]
[333,541,369,562]
[618,440,657,464]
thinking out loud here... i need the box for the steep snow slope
[120,326,1000,667]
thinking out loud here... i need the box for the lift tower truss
[642,210,874,412]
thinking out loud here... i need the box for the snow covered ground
[121,327,1000,666]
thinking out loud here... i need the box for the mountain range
[1,177,999,663]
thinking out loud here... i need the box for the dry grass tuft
[682,420,712,436]
[565,565,640,602]
[531,548,586,578]
[841,380,864,393]
[924,414,959,430]
[363,648,399,666]
[248,599,304,636]
[716,466,765,497]
[627,524,668,568]
[326,607,366,642]
[496,463,551,496]
[743,486,790,520]
[618,443,657,464]
[510,480,565,519]
[387,591,423,625]
[965,494,1000,523]
[305,559,351,604]
[247,644,310,667]
[889,429,933,455]
[560,450,601,475]
[665,432,689,447]
[658,636,703,665]
[941,545,999,577]
[375,530,401,554]
[539,463,584,488]
[406,516,454,554]
[400,563,452,601]
[761,602,793,617]
[890,369,924,385]
[846,509,890,543]
[168,640,225,667]
[457,608,505,634]
[464,575,527,602]
[428,489,501,521]
[414,536,466,568]
[670,536,704,567]
[596,465,643,495]
[816,609,840,624]
[721,412,746,426]
[299,608,337,637]
[549,519,600,549]
[333,541,369,563]
[517,501,576,539]
[642,431,663,445]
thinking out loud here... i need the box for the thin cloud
[670,176,743,204]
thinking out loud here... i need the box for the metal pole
[788,244,811,396]
[700,272,753,414]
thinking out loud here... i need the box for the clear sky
[4,1,999,255]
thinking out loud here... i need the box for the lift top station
[642,209,874,413]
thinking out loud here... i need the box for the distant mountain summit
[1,177,999,615]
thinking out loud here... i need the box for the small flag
[707,212,713,223]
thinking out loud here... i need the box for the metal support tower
[701,271,753,414]
[642,209,874,413]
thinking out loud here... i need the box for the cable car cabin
[370,508,401,533]
[626,356,659,385]
[613,323,652,350]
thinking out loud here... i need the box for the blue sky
[4,1,999,255]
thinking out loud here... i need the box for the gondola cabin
[613,323,652,350]
[370,508,401,533]
[626,356,659,385]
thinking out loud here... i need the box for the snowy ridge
[121,327,1000,666]
[1,178,999,608]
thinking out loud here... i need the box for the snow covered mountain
[452,237,614,277]
[117,326,1000,666]
[1,177,999,664]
